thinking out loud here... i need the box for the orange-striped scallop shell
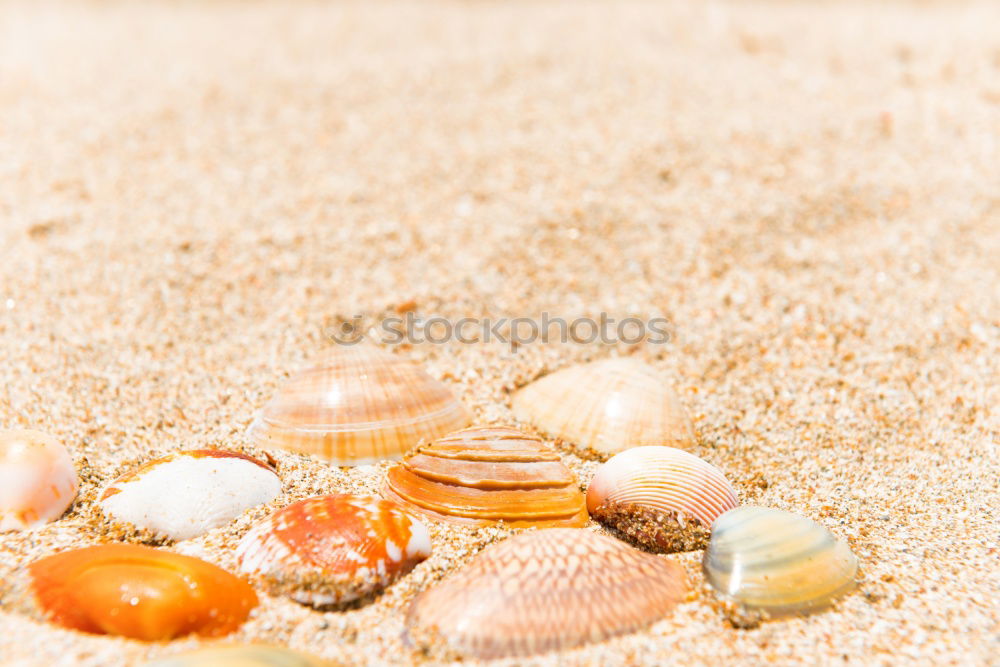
[236,494,431,607]
[29,544,257,640]
[587,446,738,552]
[511,358,695,457]
[249,344,470,465]
[381,426,588,528]
[405,528,687,659]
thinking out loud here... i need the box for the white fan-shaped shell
[587,446,738,526]
[100,450,281,540]
[512,358,694,456]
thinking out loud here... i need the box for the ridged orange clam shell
[405,528,687,659]
[587,446,738,552]
[29,544,257,640]
[236,494,431,607]
[249,345,470,465]
[381,426,588,528]
[511,358,695,457]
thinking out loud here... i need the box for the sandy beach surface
[1,1,998,665]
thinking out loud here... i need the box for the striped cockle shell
[249,344,471,465]
[100,449,281,541]
[145,645,330,667]
[703,506,859,617]
[405,528,687,659]
[0,429,78,531]
[236,494,431,607]
[381,426,588,528]
[511,358,695,457]
[587,446,738,552]
[29,544,257,640]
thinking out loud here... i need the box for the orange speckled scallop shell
[405,528,687,659]
[28,544,257,640]
[249,344,470,465]
[236,494,432,607]
[381,426,588,528]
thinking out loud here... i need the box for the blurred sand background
[1,1,998,665]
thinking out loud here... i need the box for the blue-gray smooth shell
[702,506,858,615]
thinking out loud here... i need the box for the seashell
[587,446,738,552]
[0,429,78,531]
[702,506,858,617]
[249,344,471,465]
[405,528,687,659]
[29,544,257,640]
[145,645,329,667]
[99,449,282,540]
[381,426,588,528]
[511,358,694,457]
[236,494,431,607]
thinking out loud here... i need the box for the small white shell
[0,429,78,531]
[511,358,694,457]
[100,449,281,540]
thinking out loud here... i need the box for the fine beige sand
[1,1,998,665]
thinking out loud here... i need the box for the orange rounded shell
[406,528,687,659]
[249,345,470,465]
[381,426,588,528]
[236,494,432,606]
[28,544,257,640]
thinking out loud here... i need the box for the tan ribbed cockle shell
[587,446,738,552]
[381,426,588,528]
[405,528,687,659]
[249,344,470,465]
[511,358,695,458]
